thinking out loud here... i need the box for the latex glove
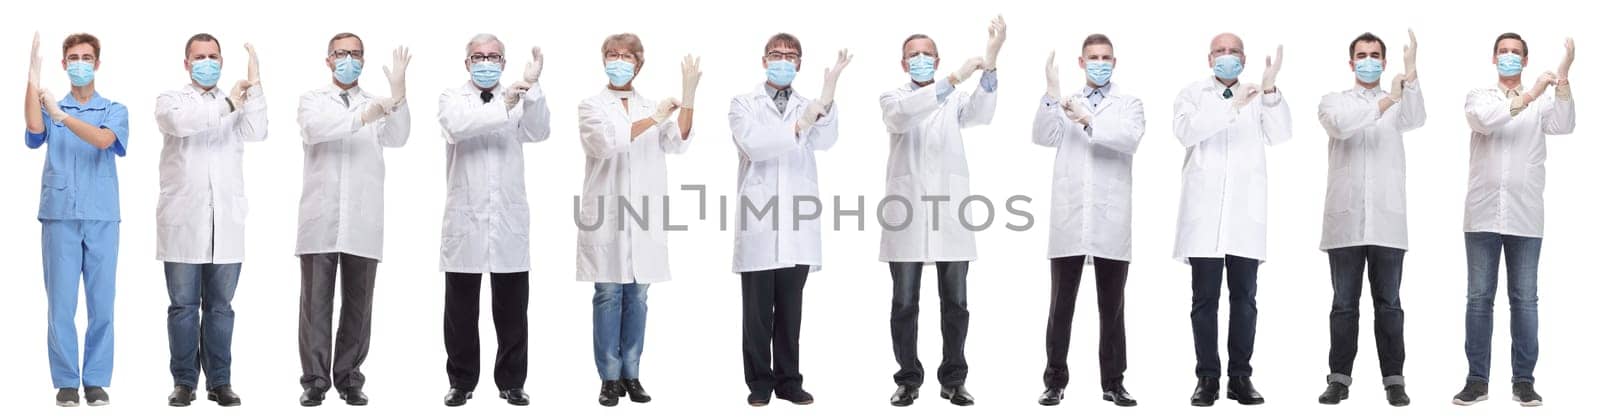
[38,88,68,121]
[245,42,261,84]
[796,102,826,135]
[680,55,701,109]
[1386,73,1405,101]
[523,46,543,84]
[1230,84,1262,111]
[230,80,254,110]
[383,46,411,101]
[1402,29,1417,82]
[1558,37,1574,81]
[817,49,852,107]
[951,57,985,84]
[983,15,1007,70]
[1261,45,1283,93]
[361,97,396,125]
[505,80,532,110]
[1064,97,1093,125]
[651,97,680,124]
[1528,71,1557,99]
[1044,50,1061,102]
[28,32,42,90]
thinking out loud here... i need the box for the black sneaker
[1512,382,1542,407]
[1385,384,1410,407]
[83,386,110,407]
[55,388,80,407]
[1452,381,1488,406]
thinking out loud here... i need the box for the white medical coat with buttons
[1317,81,1425,251]
[1171,78,1291,263]
[729,84,838,273]
[1031,84,1145,262]
[437,81,552,273]
[154,84,268,264]
[877,80,997,263]
[1463,84,1576,238]
[295,85,412,261]
[576,88,693,283]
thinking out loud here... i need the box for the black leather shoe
[1226,377,1265,405]
[598,381,622,407]
[1385,384,1410,407]
[747,391,771,407]
[1038,387,1063,406]
[940,385,975,406]
[299,388,325,407]
[443,389,472,407]
[207,385,242,407]
[776,387,814,405]
[621,379,652,403]
[168,385,196,407]
[499,388,530,406]
[1190,377,1219,406]
[1319,382,1348,405]
[1103,386,1138,407]
[338,388,368,406]
[890,385,919,407]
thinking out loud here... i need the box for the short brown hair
[1082,33,1113,53]
[327,32,363,55]
[1348,32,1386,59]
[1495,32,1528,57]
[901,34,936,57]
[185,33,220,57]
[765,33,802,57]
[602,33,645,68]
[63,33,100,58]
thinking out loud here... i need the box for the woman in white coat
[575,33,699,407]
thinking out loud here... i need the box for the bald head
[1208,32,1246,69]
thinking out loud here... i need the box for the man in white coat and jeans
[1031,33,1144,408]
[154,33,264,408]
[879,16,1003,408]
[1171,33,1289,407]
[435,34,550,408]
[728,33,849,407]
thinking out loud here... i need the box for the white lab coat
[1317,81,1425,251]
[1171,78,1292,263]
[295,85,412,260]
[154,83,268,264]
[878,77,997,263]
[729,84,839,273]
[1463,84,1576,238]
[575,88,693,283]
[437,81,552,273]
[1031,84,1145,262]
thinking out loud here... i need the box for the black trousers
[1189,256,1259,378]
[298,253,378,392]
[443,272,529,392]
[1042,256,1129,390]
[741,265,809,395]
[889,261,969,388]
[1327,245,1406,384]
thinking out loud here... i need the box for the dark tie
[1222,88,1233,99]
[340,91,350,108]
[480,91,494,104]
[774,89,790,115]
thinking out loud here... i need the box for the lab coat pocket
[1100,175,1133,224]
[1326,167,1353,216]
[578,196,618,245]
[441,210,471,255]
[737,175,773,235]
[882,175,915,228]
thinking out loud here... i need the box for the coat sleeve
[1393,80,1426,134]
[1465,89,1513,135]
[298,91,363,145]
[958,71,998,128]
[516,84,553,144]
[1088,96,1145,154]
[1258,91,1292,146]
[803,102,839,151]
[230,85,269,143]
[437,90,511,143]
[578,100,630,159]
[154,90,219,139]
[1317,92,1377,140]
[729,96,801,162]
[879,86,939,134]
[1031,94,1068,147]
[1540,90,1576,135]
[1172,86,1236,148]
[377,99,411,148]
[658,114,693,154]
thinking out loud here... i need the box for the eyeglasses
[905,51,937,60]
[605,51,637,61]
[66,54,97,64]
[1209,47,1243,57]
[330,49,364,59]
[764,51,800,62]
[468,53,505,64]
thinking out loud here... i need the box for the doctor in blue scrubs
[23,31,130,408]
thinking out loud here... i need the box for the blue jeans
[1464,232,1540,384]
[164,262,241,390]
[42,220,118,389]
[593,283,649,381]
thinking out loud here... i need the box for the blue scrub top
[24,92,129,222]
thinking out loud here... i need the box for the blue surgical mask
[334,56,363,85]
[190,58,222,88]
[1497,53,1523,77]
[67,61,95,87]
[1354,58,1384,84]
[1086,60,1113,87]
[605,59,635,87]
[1211,54,1243,80]
[471,61,502,89]
[766,60,797,87]
[907,55,936,83]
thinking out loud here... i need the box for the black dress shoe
[776,387,814,405]
[338,388,368,406]
[1319,381,1349,405]
[300,388,325,407]
[1385,384,1410,407]
[747,391,771,407]
[499,388,530,406]
[1190,377,1219,406]
[207,385,242,407]
[168,385,196,407]
[1226,377,1265,405]
[1103,386,1138,407]
[621,379,652,403]
[939,385,975,406]
[598,381,622,407]
[889,385,919,407]
[1038,387,1064,406]
[444,388,472,407]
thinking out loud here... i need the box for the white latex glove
[1261,45,1283,93]
[38,88,68,121]
[505,80,532,110]
[245,42,260,84]
[1231,84,1262,111]
[952,57,985,84]
[796,102,826,135]
[1064,97,1093,126]
[1402,29,1417,82]
[28,32,42,90]
[680,55,701,109]
[1044,50,1061,102]
[817,49,852,106]
[384,46,411,101]
[524,46,543,84]
[1558,37,1574,81]
[1386,73,1405,101]
[651,97,680,124]
[984,15,1006,70]
[361,97,397,125]
[1528,71,1557,99]
[230,80,254,110]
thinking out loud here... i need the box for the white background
[1,0,1593,415]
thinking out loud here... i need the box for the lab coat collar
[1497,83,1523,97]
[58,91,110,110]
[453,81,505,97]
[601,87,639,103]
[756,83,795,114]
[184,83,224,98]
[1350,85,1384,97]
[1208,76,1243,91]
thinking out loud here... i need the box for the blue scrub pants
[41,219,118,389]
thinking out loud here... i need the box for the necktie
[340,91,350,108]
[774,89,790,115]
[1223,88,1233,99]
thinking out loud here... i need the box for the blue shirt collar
[58,91,110,111]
